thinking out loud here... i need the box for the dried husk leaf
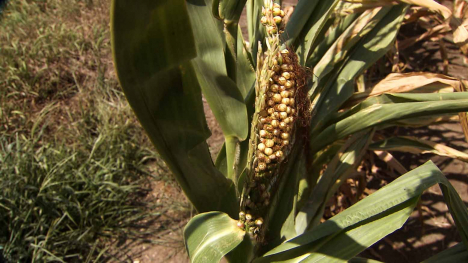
[347,72,465,106]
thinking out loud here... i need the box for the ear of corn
[238,0,307,240]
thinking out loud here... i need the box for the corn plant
[111,0,468,262]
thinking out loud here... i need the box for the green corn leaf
[213,0,247,22]
[311,99,468,153]
[349,258,384,263]
[306,13,359,69]
[257,161,468,262]
[187,0,249,183]
[292,0,340,65]
[237,25,256,99]
[282,0,321,47]
[334,92,468,124]
[296,129,374,235]
[111,0,238,215]
[186,0,248,141]
[184,212,245,263]
[423,243,468,263]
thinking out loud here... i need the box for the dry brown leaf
[373,150,408,176]
[396,136,468,162]
[398,0,452,19]
[398,24,449,50]
[349,72,461,105]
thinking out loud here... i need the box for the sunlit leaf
[184,212,245,263]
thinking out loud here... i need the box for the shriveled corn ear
[238,0,308,240]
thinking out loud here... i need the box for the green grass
[0,0,186,261]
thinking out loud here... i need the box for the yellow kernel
[286,106,291,114]
[275,150,284,158]
[273,94,282,103]
[271,119,279,127]
[273,7,281,16]
[289,98,295,106]
[281,49,289,54]
[268,99,275,106]
[291,109,296,115]
[281,133,290,140]
[280,112,288,119]
[260,16,268,25]
[284,117,290,124]
[264,124,274,132]
[268,154,276,161]
[288,116,294,123]
[278,77,286,85]
[265,139,274,148]
[265,158,271,164]
[285,80,294,89]
[273,16,282,24]
[282,140,289,146]
[273,3,281,9]
[280,64,289,71]
[282,72,291,79]
[267,107,275,115]
[276,104,287,112]
[279,85,287,92]
[258,162,267,171]
[246,214,252,221]
[272,65,280,72]
[279,122,287,129]
[265,147,273,155]
[270,84,279,92]
[259,130,268,137]
[271,112,280,119]
[258,143,266,151]
[257,152,266,160]
[280,10,285,17]
[255,218,264,226]
[273,129,280,136]
[282,98,290,105]
[281,90,290,98]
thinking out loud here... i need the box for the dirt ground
[128,1,468,262]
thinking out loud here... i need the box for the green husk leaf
[184,212,245,263]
